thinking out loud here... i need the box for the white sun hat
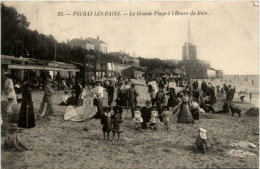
[199,128,207,139]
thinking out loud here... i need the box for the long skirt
[178,102,194,123]
[157,103,165,121]
[118,92,128,108]
[210,95,217,105]
[93,98,104,118]
[191,109,200,120]
[168,98,178,107]
[18,103,35,128]
[38,95,54,116]
[112,122,123,133]
[108,94,114,106]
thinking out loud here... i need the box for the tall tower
[182,21,197,60]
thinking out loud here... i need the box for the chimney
[67,39,69,44]
[97,36,99,40]
[81,36,83,40]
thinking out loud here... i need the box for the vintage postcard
[1,1,259,169]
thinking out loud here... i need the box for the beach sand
[1,80,259,169]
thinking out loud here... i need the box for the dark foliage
[1,3,175,70]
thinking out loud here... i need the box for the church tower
[182,21,197,60]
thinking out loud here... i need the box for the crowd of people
[1,71,246,153]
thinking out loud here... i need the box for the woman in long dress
[38,81,55,117]
[166,88,178,110]
[116,82,125,107]
[93,81,104,118]
[77,88,87,107]
[18,82,35,128]
[177,92,194,124]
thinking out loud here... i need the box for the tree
[1,3,30,55]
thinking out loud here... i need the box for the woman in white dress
[3,72,17,103]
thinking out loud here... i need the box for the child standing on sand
[133,106,143,129]
[101,107,113,141]
[161,106,170,131]
[112,106,124,141]
[194,128,208,153]
[150,106,159,130]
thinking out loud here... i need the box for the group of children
[133,104,171,131]
[101,106,124,141]
[100,103,171,142]
[100,103,208,154]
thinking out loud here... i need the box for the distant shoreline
[223,74,259,76]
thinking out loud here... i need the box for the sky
[3,1,259,75]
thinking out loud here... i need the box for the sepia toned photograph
[1,1,259,168]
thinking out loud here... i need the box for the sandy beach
[1,80,259,169]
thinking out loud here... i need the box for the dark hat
[163,106,169,110]
[145,100,151,104]
[27,82,34,88]
[109,80,114,85]
[95,80,102,84]
[170,87,175,91]
[135,106,141,110]
[104,106,111,112]
[8,98,15,102]
[159,85,164,89]
[23,81,34,89]
[113,106,123,113]
[151,106,157,110]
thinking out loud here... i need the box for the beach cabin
[1,55,35,80]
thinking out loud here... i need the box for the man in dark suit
[128,84,138,118]
[74,78,83,106]
[155,86,166,121]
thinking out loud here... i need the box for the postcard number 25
[58,12,64,16]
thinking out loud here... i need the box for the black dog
[230,106,241,117]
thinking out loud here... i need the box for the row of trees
[1,3,91,63]
[1,3,175,71]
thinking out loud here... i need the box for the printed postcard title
[58,10,209,17]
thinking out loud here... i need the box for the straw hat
[3,71,11,75]
[3,71,12,78]
[199,128,207,139]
